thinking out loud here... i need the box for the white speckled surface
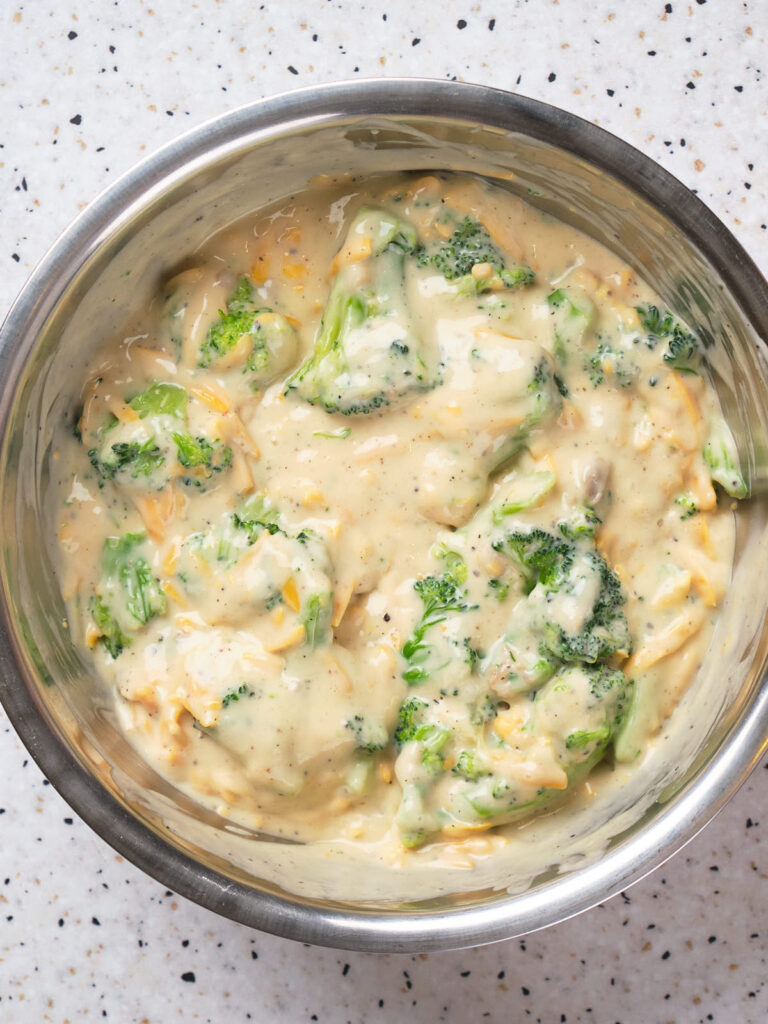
[1,2,766,1021]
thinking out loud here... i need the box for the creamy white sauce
[53,172,741,880]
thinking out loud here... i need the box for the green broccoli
[558,505,602,539]
[86,380,232,491]
[392,698,451,773]
[547,288,594,364]
[231,493,283,542]
[88,438,165,483]
[586,342,639,388]
[89,533,167,657]
[491,470,557,524]
[533,664,630,765]
[452,750,491,780]
[89,596,131,660]
[301,592,332,648]
[171,432,232,487]
[394,696,430,748]
[447,664,630,829]
[198,277,298,386]
[401,561,477,684]
[285,207,432,414]
[87,381,187,486]
[494,521,631,663]
[344,715,389,752]
[702,414,748,498]
[129,380,188,419]
[420,216,535,294]
[637,303,701,373]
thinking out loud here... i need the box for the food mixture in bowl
[54,172,746,858]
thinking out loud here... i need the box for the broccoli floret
[231,493,283,542]
[495,522,631,663]
[586,342,639,388]
[558,505,601,539]
[198,277,298,386]
[637,304,701,373]
[301,592,332,648]
[702,414,748,498]
[88,595,130,660]
[492,470,557,524]
[344,715,389,752]
[463,638,480,670]
[447,664,630,830]
[129,380,188,419]
[87,381,187,485]
[88,438,165,483]
[89,533,166,657]
[494,526,572,595]
[534,664,630,766]
[483,629,559,695]
[431,543,469,583]
[544,549,630,664]
[392,698,450,777]
[401,563,477,684]
[394,697,430,748]
[285,207,432,414]
[171,432,232,488]
[102,533,166,624]
[421,216,535,294]
[525,358,561,435]
[86,380,232,491]
[452,750,491,780]
[547,288,594,364]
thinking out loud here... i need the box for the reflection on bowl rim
[1,79,767,953]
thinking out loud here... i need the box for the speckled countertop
[1,2,766,1021]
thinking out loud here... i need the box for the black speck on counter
[548,72,557,82]
[412,37,420,46]
[488,17,495,30]
[69,114,82,125]
[287,65,299,75]
[67,30,77,40]
[181,971,195,983]
[457,19,467,29]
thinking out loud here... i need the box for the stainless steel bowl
[1,79,768,953]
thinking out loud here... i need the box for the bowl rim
[1,77,768,953]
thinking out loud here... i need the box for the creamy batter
[53,173,744,863]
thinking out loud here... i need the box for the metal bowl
[1,79,767,953]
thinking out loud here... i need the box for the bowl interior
[2,85,768,950]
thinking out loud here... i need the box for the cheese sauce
[53,173,743,864]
